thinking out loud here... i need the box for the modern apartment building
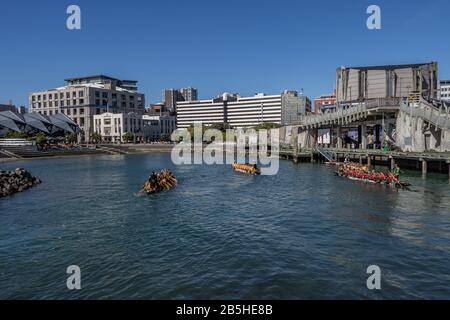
[439,80,450,102]
[29,75,145,142]
[176,91,310,129]
[93,112,144,143]
[164,87,198,111]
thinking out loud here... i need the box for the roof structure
[0,111,81,136]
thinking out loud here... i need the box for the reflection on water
[0,154,449,299]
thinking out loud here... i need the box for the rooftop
[342,62,436,71]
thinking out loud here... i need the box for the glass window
[79,91,84,97]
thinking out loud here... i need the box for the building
[176,91,310,129]
[93,112,144,143]
[336,62,438,103]
[0,102,16,113]
[180,87,198,102]
[314,90,337,113]
[281,90,311,124]
[164,87,198,111]
[29,75,145,142]
[17,106,27,114]
[439,80,450,102]
[142,114,176,141]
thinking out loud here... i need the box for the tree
[35,132,47,145]
[66,133,78,144]
[252,122,282,131]
[122,132,135,143]
[5,130,28,139]
[90,132,102,144]
[160,133,171,142]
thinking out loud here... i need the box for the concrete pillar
[367,155,371,168]
[390,157,395,171]
[361,124,367,150]
[422,159,427,177]
[337,126,343,149]
[448,161,450,180]
[359,155,363,164]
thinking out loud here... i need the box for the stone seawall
[0,168,42,198]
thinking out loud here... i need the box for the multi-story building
[164,87,198,111]
[142,114,176,141]
[29,75,145,142]
[439,80,450,102]
[336,62,438,103]
[314,90,337,113]
[93,112,144,143]
[180,87,198,102]
[0,102,16,113]
[176,91,310,129]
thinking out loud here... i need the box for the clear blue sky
[1,0,449,107]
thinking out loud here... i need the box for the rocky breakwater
[0,168,42,198]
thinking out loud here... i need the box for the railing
[400,98,450,130]
[0,139,33,147]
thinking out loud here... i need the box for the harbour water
[1,154,450,299]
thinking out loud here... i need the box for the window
[43,94,47,100]
[96,99,100,106]
[72,92,76,98]
[102,100,107,106]
[79,91,84,97]
[79,99,84,105]
[49,101,53,107]
[73,99,77,105]
[95,91,100,98]
[66,92,70,99]
[67,109,71,115]
[102,92,108,99]
[60,93,64,99]
[73,109,77,115]
[49,94,52,100]
[60,101,64,107]
[80,118,85,126]
[32,96,36,102]
[67,100,70,106]
[80,108,85,115]
[55,101,59,107]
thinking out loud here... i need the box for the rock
[0,168,42,198]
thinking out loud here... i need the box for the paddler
[393,164,401,180]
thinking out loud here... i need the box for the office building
[176,91,310,129]
[29,75,145,142]
[142,114,176,141]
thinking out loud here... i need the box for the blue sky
[0,0,449,107]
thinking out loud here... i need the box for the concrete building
[142,114,176,141]
[29,75,145,142]
[336,62,438,103]
[439,80,450,102]
[93,112,144,143]
[180,87,198,102]
[314,90,337,113]
[164,87,198,111]
[176,91,310,128]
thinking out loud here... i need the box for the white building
[142,114,176,141]
[93,112,143,143]
[439,80,450,102]
[176,92,311,128]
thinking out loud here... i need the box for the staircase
[316,147,336,162]
[0,146,54,158]
[400,97,450,131]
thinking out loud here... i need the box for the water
[1,154,450,299]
